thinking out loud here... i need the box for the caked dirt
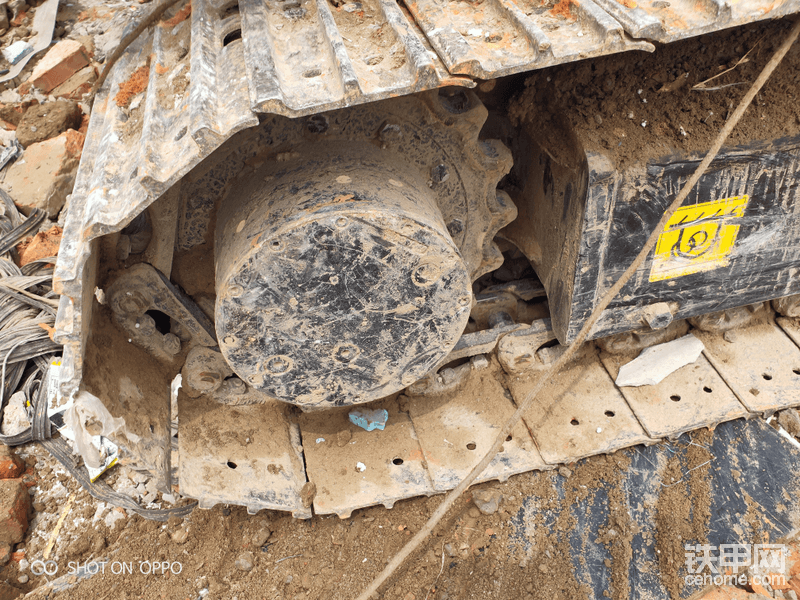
[509,18,800,169]
[5,423,791,600]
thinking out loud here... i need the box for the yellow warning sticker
[649,195,748,282]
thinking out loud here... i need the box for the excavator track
[52,0,800,519]
[181,299,800,518]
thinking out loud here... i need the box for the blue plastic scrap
[348,408,389,431]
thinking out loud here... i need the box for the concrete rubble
[0,394,28,438]
[471,489,503,516]
[615,333,705,387]
[0,0,146,228]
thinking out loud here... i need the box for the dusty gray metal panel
[403,0,654,79]
[189,0,259,153]
[239,0,471,116]
[591,0,800,43]
[179,396,311,518]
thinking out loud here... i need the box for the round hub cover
[216,208,472,408]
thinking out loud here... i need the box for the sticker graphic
[649,195,748,282]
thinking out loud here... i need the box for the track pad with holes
[299,399,434,518]
[506,344,655,464]
[695,319,800,413]
[407,360,548,491]
[178,394,309,518]
[601,349,747,439]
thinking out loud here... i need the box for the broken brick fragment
[10,9,26,27]
[114,65,150,108]
[15,225,62,266]
[51,65,98,101]
[0,479,29,544]
[748,580,771,596]
[4,130,85,217]
[28,40,90,93]
[0,446,23,480]
[162,1,192,27]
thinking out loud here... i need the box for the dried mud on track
[7,423,796,600]
[510,17,800,169]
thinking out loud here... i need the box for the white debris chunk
[2,391,30,436]
[615,334,705,387]
[104,510,125,528]
[2,41,33,65]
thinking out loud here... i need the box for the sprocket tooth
[477,190,518,279]
[478,243,506,280]
[423,88,489,140]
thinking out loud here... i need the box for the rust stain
[162,1,192,28]
[114,65,150,108]
[155,63,169,75]
[407,448,424,461]
[38,323,57,341]
[620,0,638,7]
[549,0,576,20]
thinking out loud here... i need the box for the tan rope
[355,16,800,600]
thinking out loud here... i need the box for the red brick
[0,447,23,480]
[20,469,36,489]
[0,479,29,544]
[16,225,62,267]
[51,65,97,101]
[749,580,770,596]
[28,40,90,93]
[10,9,26,26]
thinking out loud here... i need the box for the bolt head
[430,164,449,184]
[378,122,402,142]
[163,333,181,355]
